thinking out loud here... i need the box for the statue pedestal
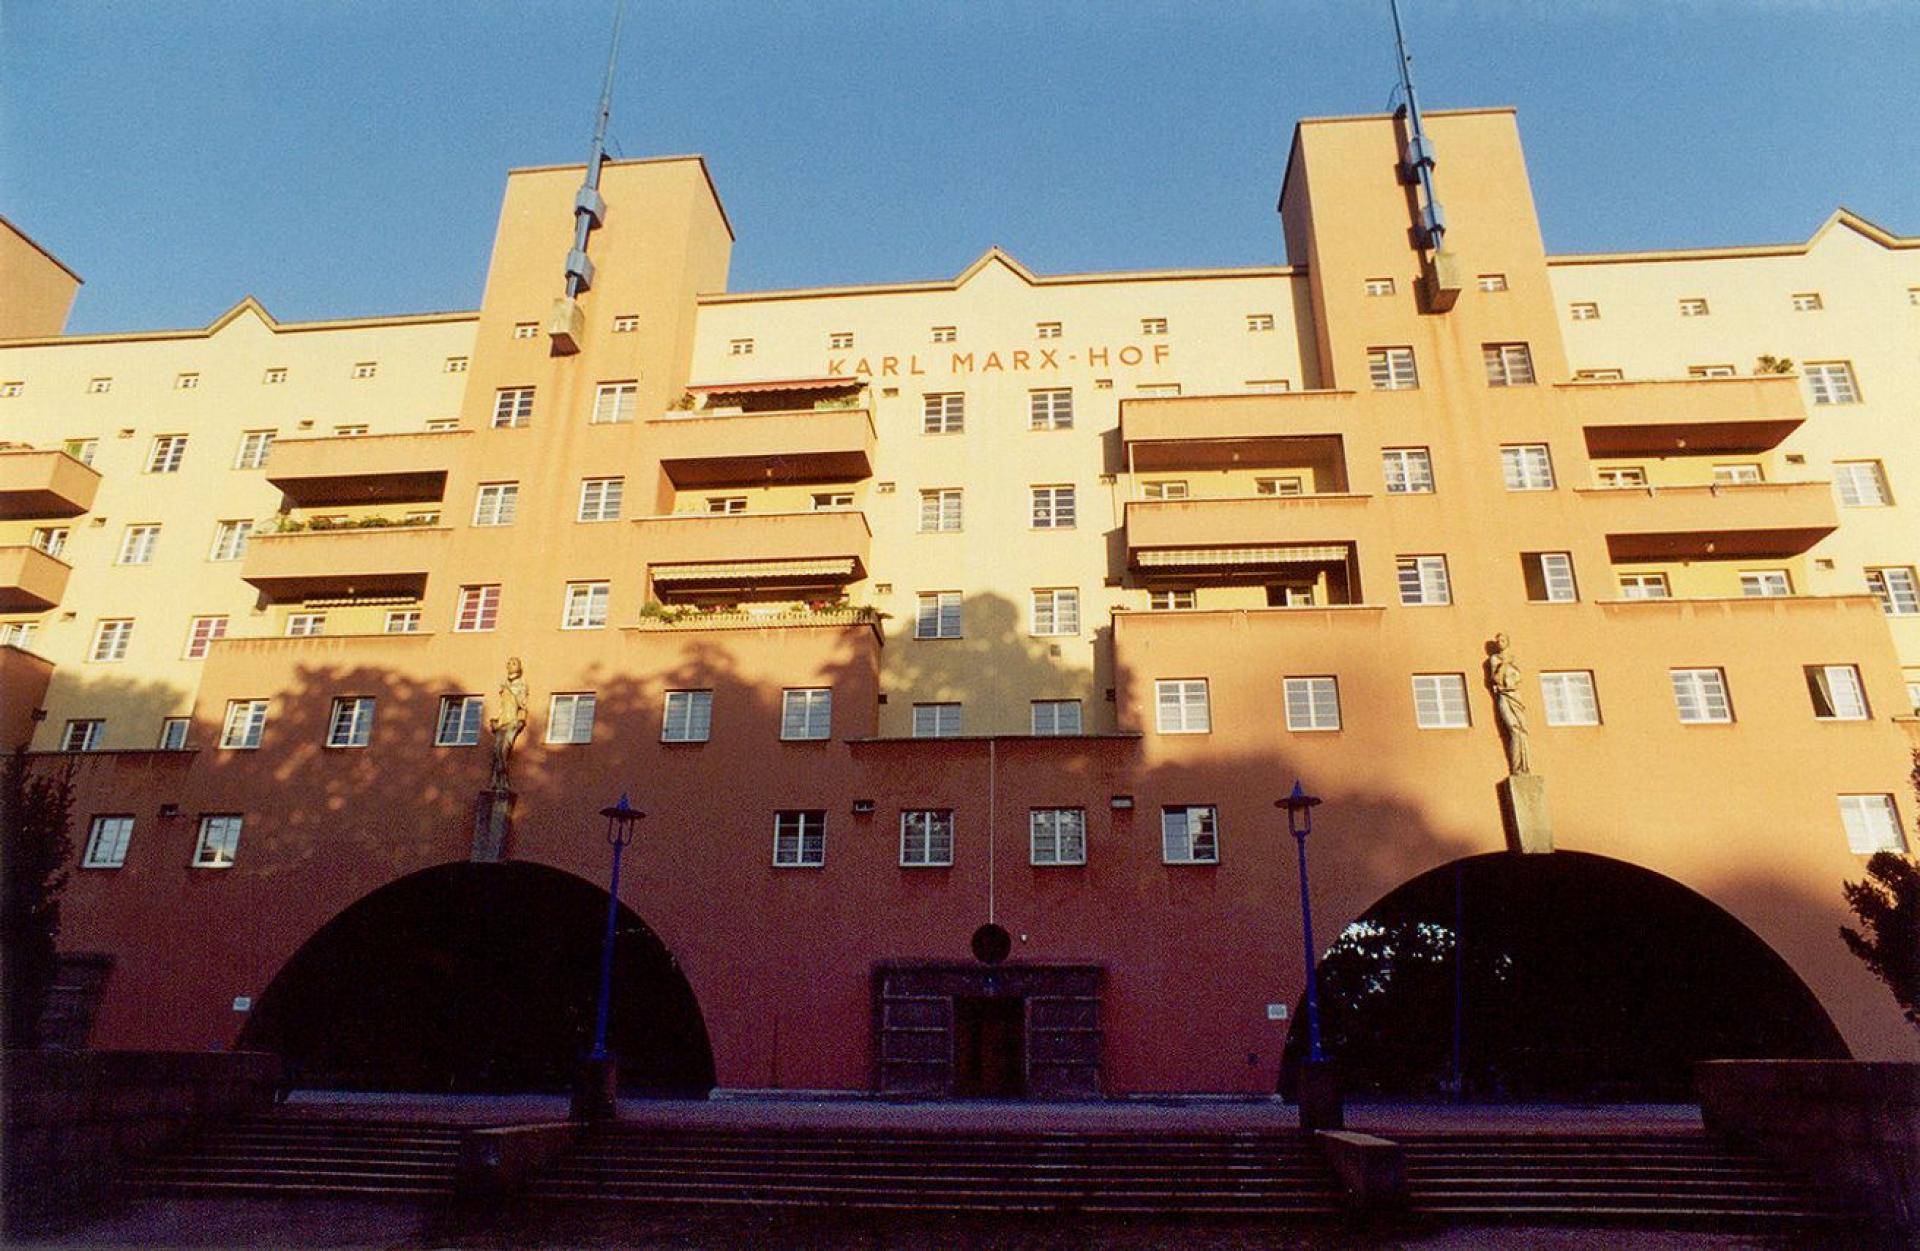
[1498,774,1553,854]
[472,787,515,862]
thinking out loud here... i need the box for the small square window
[1689,364,1737,379]
[1029,388,1073,430]
[729,338,755,356]
[1030,485,1076,529]
[234,429,276,470]
[1500,444,1556,491]
[285,613,325,638]
[147,434,188,473]
[911,703,962,738]
[1367,347,1418,390]
[1867,568,1920,615]
[221,700,268,749]
[350,361,378,379]
[1030,809,1086,866]
[1031,700,1082,736]
[781,688,832,740]
[922,393,965,434]
[662,690,713,743]
[1364,278,1396,297]
[919,489,962,533]
[1161,806,1218,864]
[774,811,826,867]
[1569,302,1600,321]
[1806,665,1868,721]
[456,585,501,632]
[83,815,135,868]
[194,815,244,868]
[1142,480,1188,501]
[591,381,638,425]
[492,387,535,428]
[87,376,113,394]
[326,697,376,748]
[1804,361,1860,405]
[1155,679,1210,734]
[1740,570,1792,598]
[1036,321,1063,339]
[1483,343,1536,387]
[931,326,957,343]
[0,382,21,398]
[1671,668,1733,724]
[184,615,228,659]
[512,322,539,340]
[1382,448,1434,494]
[1245,379,1291,394]
[901,810,954,867]
[1283,677,1340,732]
[1597,466,1648,488]
[1539,671,1601,726]
[263,366,289,384]
[579,477,624,522]
[1397,556,1452,606]
[1838,795,1907,854]
[546,693,597,745]
[1031,588,1080,637]
[384,608,421,634]
[90,619,134,662]
[1618,572,1671,600]
[435,695,484,746]
[1140,318,1168,336]
[1834,461,1893,508]
[473,482,519,526]
[1679,298,1710,317]
[611,315,639,334]
[62,720,104,752]
[561,581,610,630]
[174,372,200,390]
[443,356,469,373]
[915,591,963,640]
[1246,313,1275,332]
[828,331,853,350]
[1522,552,1578,603]
[1477,273,1509,293]
[1412,674,1470,728]
[1790,293,1823,312]
[1149,589,1196,611]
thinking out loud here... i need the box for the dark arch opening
[238,861,715,1095]
[1279,851,1847,1102]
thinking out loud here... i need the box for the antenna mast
[549,1,627,353]
[1387,0,1460,311]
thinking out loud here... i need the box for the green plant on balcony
[667,392,698,412]
[262,513,436,535]
[1753,354,1795,375]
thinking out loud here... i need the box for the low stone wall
[1697,1059,1919,1233]
[2,1049,280,1222]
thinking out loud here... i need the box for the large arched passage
[1280,852,1847,1102]
[239,861,715,1095]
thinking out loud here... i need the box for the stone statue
[487,657,529,790]
[1485,633,1532,776]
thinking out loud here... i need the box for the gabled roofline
[1547,207,1917,266]
[0,214,84,284]
[504,154,735,242]
[0,295,477,349]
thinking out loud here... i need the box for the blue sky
[5,2,1915,334]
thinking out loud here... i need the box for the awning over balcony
[688,376,863,395]
[1135,543,1349,570]
[652,558,858,584]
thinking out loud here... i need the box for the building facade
[2,108,1916,1094]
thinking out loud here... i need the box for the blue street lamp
[575,794,643,1120]
[1278,780,1341,1128]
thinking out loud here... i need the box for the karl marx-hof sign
[828,342,1173,378]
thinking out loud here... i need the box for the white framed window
[1867,567,1920,615]
[285,613,325,637]
[90,619,133,662]
[350,361,378,379]
[1140,317,1168,336]
[87,376,113,394]
[1030,809,1086,866]
[1382,448,1434,494]
[62,438,97,465]
[384,608,421,634]
[1804,361,1859,405]
[1029,388,1073,430]
[1597,466,1647,488]
[492,387,535,428]
[781,688,832,740]
[1269,584,1316,608]
[1523,552,1578,603]
[1740,570,1792,598]
[1161,806,1219,864]
[1245,379,1291,394]
[512,322,538,340]
[705,496,747,515]
[1255,476,1305,497]
[117,524,161,566]
[1031,588,1080,637]
[918,489,962,533]
[901,810,954,867]
[1671,668,1733,724]
[1806,665,1869,721]
[1838,795,1907,855]
[1367,347,1418,390]
[158,718,190,751]
[774,811,826,868]
[30,527,68,557]
[1833,461,1892,508]
[930,325,957,344]
[1540,671,1600,726]
[444,356,469,373]
[1908,681,1920,716]
[0,622,38,651]
[911,703,962,738]
[83,816,134,868]
[0,381,21,398]
[546,693,597,745]
[1031,485,1076,529]
[1477,273,1509,293]
[827,331,853,350]
[174,372,199,390]
[662,690,713,743]
[1500,444,1556,490]
[435,695,484,747]
[1364,277,1396,297]
[1155,679,1211,734]
[62,720,103,752]
[221,699,268,749]
[1791,292,1823,312]
[1246,313,1275,332]
[728,337,755,356]
[1142,480,1188,500]
[1569,302,1600,321]
[1031,700,1082,736]
[578,476,624,522]
[473,482,519,526]
[427,420,459,435]
[263,366,288,384]
[1679,297,1710,317]
[1136,383,1182,397]
[209,520,251,562]
[1149,589,1196,611]
[1397,555,1452,606]
[923,392,965,434]
[193,815,243,868]
[1283,677,1341,732]
[147,434,188,473]
[333,424,369,438]
[1412,674,1470,728]
[1574,368,1623,381]
[812,491,853,510]
[591,381,638,425]
[1689,364,1737,379]
[326,696,376,748]
[1036,321,1063,339]
[915,591,962,640]
[562,582,609,630]
[455,585,501,632]
[1481,340,1535,382]
[184,615,228,659]
[234,430,276,470]
[1713,463,1763,485]
[612,315,639,334]
[1618,572,1671,600]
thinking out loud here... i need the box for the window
[1255,476,1305,497]
[184,615,228,659]
[612,315,639,334]
[351,362,378,379]
[1834,461,1892,508]
[456,585,501,632]
[492,387,534,428]
[661,690,712,743]
[1671,668,1733,723]
[1155,679,1211,734]
[579,477,624,522]
[1540,671,1600,726]
[1031,485,1076,529]
[1618,572,1671,600]
[30,527,68,558]
[117,524,161,565]
[62,720,103,752]
[1397,556,1452,606]
[90,619,133,662]
[1477,273,1509,293]
[1679,298,1709,317]
[728,338,755,356]
[922,393,964,434]
[901,810,954,867]
[1246,313,1275,332]
[1713,463,1763,485]
[1867,568,1920,615]
[147,434,188,473]
[208,520,250,562]
[1267,584,1316,608]
[1522,552,1578,603]
[1031,700,1082,736]
[1367,347,1418,390]
[774,811,826,868]
[1030,809,1086,866]
[912,703,962,738]
[562,581,610,629]
[174,372,199,390]
[827,331,853,350]
[512,322,538,340]
[1791,292,1823,312]
[326,697,376,748]
[1804,361,1859,405]
[1597,466,1648,488]
[1031,588,1080,636]
[1149,589,1196,611]
[931,326,957,343]
[915,591,963,640]
[1740,570,1792,598]
[546,693,597,744]
[1142,480,1188,501]
[158,718,190,751]
[435,696,484,747]
[1805,665,1869,721]
[1364,278,1395,297]
[1136,383,1182,397]
[1569,302,1600,321]
[1036,322,1062,339]
[700,496,745,516]
[1382,448,1434,495]
[221,699,267,749]
[384,608,421,634]
[919,489,962,532]
[1839,795,1907,855]
[1029,388,1073,430]
[444,356,469,373]
[285,613,325,638]
[87,376,112,394]
[234,429,276,469]
[812,491,853,509]
[1574,368,1623,381]
[1412,674,1470,728]
[1500,444,1556,491]
[1161,806,1219,865]
[591,381,638,424]
[1283,677,1341,732]
[193,815,243,868]
[1245,379,1291,394]
[473,482,519,526]
[0,622,35,651]
[82,816,134,868]
[1140,318,1168,336]
[781,688,832,740]
[333,424,369,438]
[62,438,97,466]
[1689,364,1737,379]
[1094,378,1113,390]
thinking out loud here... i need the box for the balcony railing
[240,525,452,601]
[649,407,876,487]
[0,545,72,612]
[265,430,469,507]
[1560,375,1806,457]
[1575,481,1837,561]
[0,450,101,520]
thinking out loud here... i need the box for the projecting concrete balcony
[240,524,452,601]
[648,408,876,487]
[0,450,101,520]
[1560,375,1806,456]
[1120,392,1362,475]
[1576,481,1837,561]
[0,545,71,612]
[636,509,871,597]
[265,430,469,507]
[1124,496,1369,572]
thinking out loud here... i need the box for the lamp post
[573,793,643,1121]
[1277,780,1341,1129]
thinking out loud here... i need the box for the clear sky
[4,1,1915,335]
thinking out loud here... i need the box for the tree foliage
[1841,850,1920,1034]
[1,749,75,1050]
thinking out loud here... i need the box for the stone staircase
[127,1113,462,1198]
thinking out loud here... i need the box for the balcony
[648,408,876,487]
[0,545,71,612]
[1576,481,1837,561]
[0,450,100,520]
[636,509,870,598]
[1124,496,1368,574]
[240,525,452,601]
[1560,375,1805,457]
[265,430,468,507]
[1121,393,1361,477]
